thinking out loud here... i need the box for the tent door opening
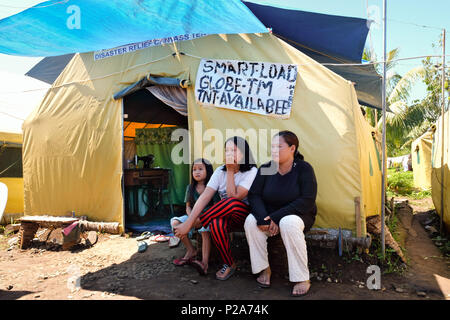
[121,86,188,232]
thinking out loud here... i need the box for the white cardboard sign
[195,59,298,118]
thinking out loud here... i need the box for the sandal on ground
[137,241,148,253]
[256,278,271,288]
[291,280,311,297]
[136,231,153,241]
[191,260,208,276]
[216,264,236,281]
[173,256,194,266]
[153,234,170,242]
[168,236,181,248]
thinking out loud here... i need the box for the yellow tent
[0,132,24,218]
[431,113,450,231]
[0,72,50,223]
[22,33,381,236]
[412,129,433,190]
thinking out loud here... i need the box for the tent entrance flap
[114,74,190,100]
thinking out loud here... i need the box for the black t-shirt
[248,159,318,232]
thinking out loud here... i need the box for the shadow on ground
[0,289,34,300]
[77,234,436,300]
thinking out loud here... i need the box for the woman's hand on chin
[225,162,239,173]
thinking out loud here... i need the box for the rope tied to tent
[47,53,176,90]
[0,159,20,176]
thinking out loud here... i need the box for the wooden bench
[17,216,120,250]
[195,227,371,276]
[18,216,79,249]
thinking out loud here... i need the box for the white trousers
[244,214,309,282]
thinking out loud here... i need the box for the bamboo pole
[380,0,388,260]
[440,29,446,235]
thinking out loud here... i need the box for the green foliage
[363,36,448,158]
[370,227,407,275]
[387,169,415,195]
[409,189,432,199]
[386,168,431,198]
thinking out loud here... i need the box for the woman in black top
[244,130,317,296]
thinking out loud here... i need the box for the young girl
[174,136,258,280]
[169,158,219,275]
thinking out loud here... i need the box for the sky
[0,0,448,103]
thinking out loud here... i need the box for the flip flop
[191,260,208,276]
[216,264,236,281]
[154,234,170,242]
[173,257,194,266]
[291,281,311,297]
[168,236,181,248]
[136,231,153,241]
[137,241,148,253]
[256,279,271,288]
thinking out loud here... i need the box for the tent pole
[380,0,387,260]
[440,28,446,235]
[121,100,126,233]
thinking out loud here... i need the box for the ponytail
[294,150,304,161]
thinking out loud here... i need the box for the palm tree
[362,48,427,156]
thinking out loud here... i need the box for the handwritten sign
[195,59,297,118]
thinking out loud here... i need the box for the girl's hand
[173,222,190,239]
[258,225,270,232]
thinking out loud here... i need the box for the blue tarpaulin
[23,1,382,108]
[126,219,173,235]
[245,2,381,109]
[0,0,267,57]
[244,2,369,63]
[243,2,381,109]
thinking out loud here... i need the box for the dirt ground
[0,198,449,300]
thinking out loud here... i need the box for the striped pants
[199,197,250,266]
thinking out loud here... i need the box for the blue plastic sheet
[0,0,267,57]
[244,1,369,63]
[126,219,173,235]
[243,2,381,109]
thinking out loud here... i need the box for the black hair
[274,130,304,161]
[221,136,257,172]
[187,158,214,206]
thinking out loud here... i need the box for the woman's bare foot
[256,267,271,288]
[292,280,311,296]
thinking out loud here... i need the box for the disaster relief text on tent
[195,59,297,118]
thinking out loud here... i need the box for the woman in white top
[174,136,258,280]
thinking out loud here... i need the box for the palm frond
[388,66,426,103]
